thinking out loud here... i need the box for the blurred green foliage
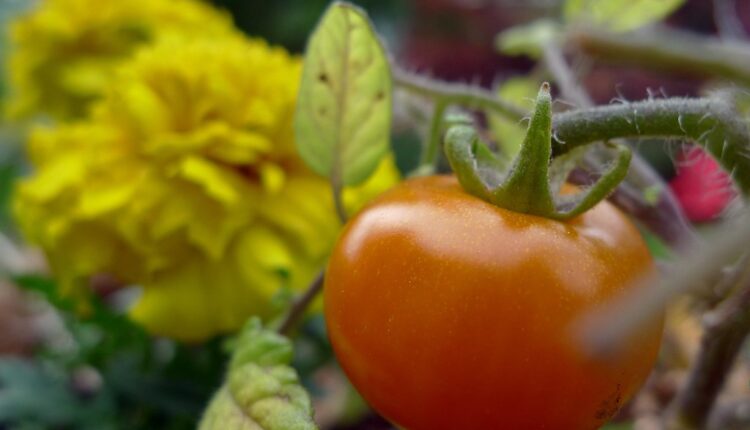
[210,0,407,52]
[0,274,227,429]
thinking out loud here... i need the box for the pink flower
[669,147,736,222]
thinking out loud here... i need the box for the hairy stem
[569,27,750,86]
[542,43,698,248]
[394,65,711,247]
[552,97,750,195]
[392,67,526,120]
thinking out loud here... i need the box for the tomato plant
[325,175,662,430]
[9,0,750,429]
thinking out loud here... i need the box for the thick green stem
[552,97,750,195]
[395,65,750,236]
[542,42,698,248]
[393,67,526,120]
[570,27,750,86]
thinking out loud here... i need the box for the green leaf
[564,0,685,32]
[495,19,560,59]
[295,2,392,187]
[487,77,539,158]
[199,318,318,430]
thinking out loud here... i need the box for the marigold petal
[342,153,401,215]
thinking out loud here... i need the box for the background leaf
[294,2,392,187]
[8,275,225,430]
[495,19,560,59]
[564,0,685,32]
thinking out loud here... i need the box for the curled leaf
[199,318,318,430]
[295,2,392,187]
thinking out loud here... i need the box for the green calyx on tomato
[444,82,633,220]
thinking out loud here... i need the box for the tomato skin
[325,175,662,430]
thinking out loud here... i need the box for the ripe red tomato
[325,175,662,430]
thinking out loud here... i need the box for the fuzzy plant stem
[542,43,698,248]
[392,67,527,120]
[559,96,750,416]
[552,97,750,195]
[394,66,708,247]
[563,95,750,353]
[569,27,750,87]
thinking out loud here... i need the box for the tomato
[324,175,662,430]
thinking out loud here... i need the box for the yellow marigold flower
[6,0,235,120]
[14,36,400,341]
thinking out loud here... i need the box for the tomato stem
[570,27,750,87]
[444,83,632,220]
[393,60,749,237]
[541,41,697,249]
[392,66,526,120]
[552,96,750,196]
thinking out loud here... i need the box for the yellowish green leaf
[487,77,538,159]
[295,2,392,187]
[199,318,318,430]
[495,19,560,59]
[564,0,685,32]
